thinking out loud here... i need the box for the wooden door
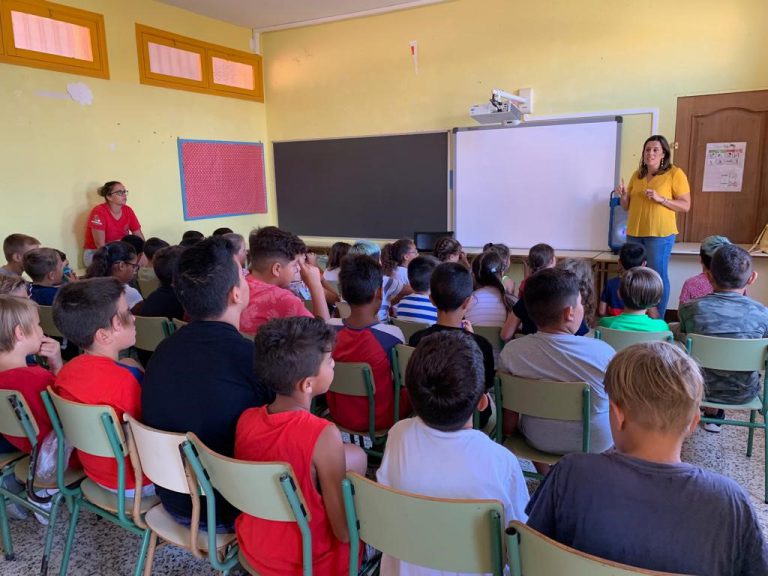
[674,90,768,243]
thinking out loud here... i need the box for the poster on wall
[702,142,747,192]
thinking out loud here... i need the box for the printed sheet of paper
[703,142,746,192]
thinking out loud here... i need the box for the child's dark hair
[524,268,580,329]
[391,238,416,266]
[143,237,170,261]
[254,317,335,396]
[23,248,60,283]
[380,243,396,276]
[710,244,753,290]
[174,236,240,320]
[121,234,145,257]
[483,242,510,265]
[619,267,663,311]
[153,246,185,287]
[407,256,439,293]
[3,233,39,260]
[85,241,137,279]
[53,277,126,349]
[430,262,473,311]
[618,242,646,270]
[327,242,351,270]
[527,243,555,275]
[212,227,234,236]
[471,251,514,313]
[180,231,204,247]
[248,226,306,272]
[339,255,382,306]
[406,330,485,431]
[433,237,462,262]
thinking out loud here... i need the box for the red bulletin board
[178,139,267,220]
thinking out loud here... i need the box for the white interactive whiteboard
[453,117,621,250]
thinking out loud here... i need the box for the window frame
[136,24,263,103]
[0,0,109,79]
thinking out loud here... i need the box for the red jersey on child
[84,203,141,249]
[235,406,350,576]
[239,276,312,334]
[0,366,54,452]
[328,321,409,432]
[54,355,149,489]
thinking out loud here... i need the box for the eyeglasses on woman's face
[109,189,128,197]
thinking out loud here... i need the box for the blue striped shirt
[394,293,438,324]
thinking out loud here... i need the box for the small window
[136,24,263,102]
[0,0,109,78]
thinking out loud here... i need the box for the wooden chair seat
[502,433,562,466]
[80,478,159,516]
[143,504,236,552]
[13,456,85,489]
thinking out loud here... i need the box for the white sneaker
[703,421,722,433]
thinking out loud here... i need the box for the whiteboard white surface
[454,119,620,250]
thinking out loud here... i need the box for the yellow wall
[263,0,768,199]
[0,0,270,267]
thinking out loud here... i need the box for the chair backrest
[392,344,415,392]
[391,318,430,343]
[124,414,189,493]
[0,389,39,440]
[343,472,504,575]
[507,521,685,576]
[137,275,161,299]
[133,315,171,352]
[473,325,504,350]
[302,299,313,313]
[595,328,673,351]
[336,301,351,319]
[172,318,188,331]
[497,373,589,422]
[46,387,126,458]
[331,362,375,397]
[686,334,768,372]
[38,305,63,338]
[183,433,308,523]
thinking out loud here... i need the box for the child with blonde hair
[527,342,768,575]
[0,295,62,454]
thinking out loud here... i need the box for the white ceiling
[157,0,447,32]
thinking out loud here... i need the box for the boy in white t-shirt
[377,329,529,576]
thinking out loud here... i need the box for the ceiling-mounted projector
[470,89,528,125]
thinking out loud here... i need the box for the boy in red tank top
[235,317,367,576]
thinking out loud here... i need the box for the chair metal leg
[40,492,65,576]
[133,529,152,576]
[58,499,81,576]
[142,532,158,576]
[747,410,756,457]
[0,492,14,561]
[763,418,768,504]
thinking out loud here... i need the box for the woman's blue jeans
[626,234,676,318]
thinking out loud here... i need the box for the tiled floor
[2,418,766,575]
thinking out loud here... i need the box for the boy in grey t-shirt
[527,342,768,576]
[678,245,768,430]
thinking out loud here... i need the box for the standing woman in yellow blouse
[617,135,691,318]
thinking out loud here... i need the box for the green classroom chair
[181,433,311,576]
[390,318,430,344]
[506,521,687,576]
[473,325,504,350]
[133,316,173,353]
[37,306,63,339]
[594,327,673,351]
[137,275,161,299]
[329,362,397,458]
[41,389,157,576]
[342,472,505,576]
[390,344,414,423]
[0,390,83,574]
[495,373,591,480]
[124,415,238,576]
[686,334,768,503]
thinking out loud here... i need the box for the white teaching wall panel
[453,117,621,250]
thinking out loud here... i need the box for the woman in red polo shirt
[83,181,144,266]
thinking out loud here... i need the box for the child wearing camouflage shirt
[679,244,768,431]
